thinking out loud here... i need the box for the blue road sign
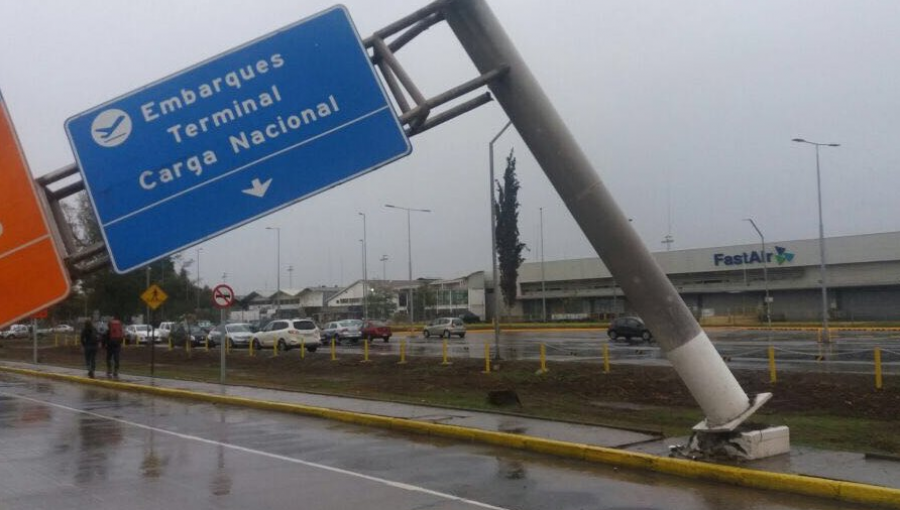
[66,6,411,273]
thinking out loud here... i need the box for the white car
[51,324,75,334]
[125,324,154,344]
[155,321,176,341]
[251,318,321,352]
[208,323,254,348]
[423,317,467,338]
[1,324,30,339]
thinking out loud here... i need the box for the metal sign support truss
[33,0,503,279]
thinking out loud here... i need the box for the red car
[361,320,392,342]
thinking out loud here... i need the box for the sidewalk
[3,361,899,506]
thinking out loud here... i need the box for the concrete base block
[679,426,791,461]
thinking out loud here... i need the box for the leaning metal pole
[443,0,770,431]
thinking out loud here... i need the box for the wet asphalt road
[0,372,853,510]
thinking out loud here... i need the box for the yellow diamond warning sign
[141,284,168,310]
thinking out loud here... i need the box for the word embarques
[141,53,285,123]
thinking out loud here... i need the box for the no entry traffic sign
[65,6,410,273]
[0,92,71,328]
[212,284,235,309]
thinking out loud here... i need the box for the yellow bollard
[482,341,491,374]
[249,339,255,357]
[273,339,279,357]
[204,337,209,352]
[768,345,777,384]
[186,337,192,353]
[441,338,451,365]
[875,347,883,390]
[539,343,548,373]
[54,335,59,348]
[398,339,407,365]
[603,343,610,374]
[362,339,371,363]
[330,338,337,361]
[300,339,305,360]
[168,337,173,351]
[817,328,822,343]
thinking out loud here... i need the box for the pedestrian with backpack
[105,317,124,378]
[80,319,99,378]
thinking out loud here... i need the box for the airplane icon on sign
[94,114,126,140]
[89,108,132,148]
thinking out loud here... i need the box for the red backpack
[108,319,124,342]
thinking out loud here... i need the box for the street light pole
[266,227,281,316]
[380,255,389,280]
[792,138,840,342]
[540,207,546,322]
[744,218,771,334]
[385,204,431,323]
[358,212,368,319]
[489,120,513,359]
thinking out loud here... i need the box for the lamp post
[539,207,546,322]
[489,119,513,359]
[266,227,281,316]
[792,138,840,342]
[358,212,368,320]
[744,218,772,334]
[384,203,431,323]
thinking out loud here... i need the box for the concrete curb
[3,365,899,509]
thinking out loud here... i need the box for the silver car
[322,319,363,344]
[208,322,254,348]
[423,317,466,339]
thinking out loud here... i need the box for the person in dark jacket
[104,317,124,378]
[80,319,100,378]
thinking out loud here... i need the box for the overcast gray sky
[2,0,898,296]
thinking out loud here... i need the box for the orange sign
[0,93,71,328]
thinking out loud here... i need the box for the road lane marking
[0,390,512,510]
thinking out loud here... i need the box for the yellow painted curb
[3,365,899,509]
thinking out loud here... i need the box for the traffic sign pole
[212,283,235,384]
[220,307,226,384]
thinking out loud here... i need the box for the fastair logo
[774,246,795,265]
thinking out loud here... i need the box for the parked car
[155,321,175,340]
[51,324,75,334]
[1,324,29,339]
[125,324,153,344]
[170,322,209,347]
[458,310,481,324]
[607,316,654,344]
[423,317,466,338]
[250,318,321,352]
[321,319,363,344]
[207,323,254,348]
[361,320,392,342]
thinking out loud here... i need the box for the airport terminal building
[514,231,900,323]
[234,232,900,324]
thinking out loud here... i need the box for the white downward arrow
[242,178,272,198]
